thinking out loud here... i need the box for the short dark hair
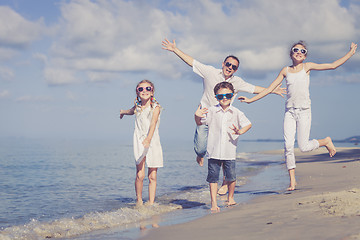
[214,81,234,95]
[224,55,240,65]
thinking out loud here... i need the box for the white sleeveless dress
[133,103,163,167]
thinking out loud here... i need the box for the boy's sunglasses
[215,93,234,100]
[292,47,307,55]
[137,86,153,92]
[224,62,238,71]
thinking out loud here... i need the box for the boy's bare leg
[227,180,236,206]
[147,168,158,205]
[209,182,220,212]
[196,156,204,166]
[318,136,336,157]
[287,168,296,191]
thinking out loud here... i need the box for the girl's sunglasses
[292,47,307,55]
[137,86,153,92]
[215,93,234,100]
[224,62,238,71]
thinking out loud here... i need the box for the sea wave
[0,203,182,240]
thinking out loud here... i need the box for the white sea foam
[0,203,181,239]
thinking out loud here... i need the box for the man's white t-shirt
[193,59,256,108]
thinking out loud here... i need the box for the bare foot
[325,137,336,157]
[217,184,228,195]
[196,156,204,166]
[136,200,143,207]
[227,199,237,206]
[211,205,220,213]
[287,184,296,191]
[287,168,296,191]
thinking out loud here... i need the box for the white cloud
[44,68,79,85]
[0,66,14,81]
[33,53,48,64]
[48,0,169,69]
[0,90,10,98]
[66,91,77,101]
[15,95,53,102]
[86,71,119,82]
[0,48,17,61]
[0,6,44,48]
[312,72,360,85]
[35,0,359,85]
[238,47,289,71]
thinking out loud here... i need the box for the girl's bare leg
[287,168,296,191]
[318,137,336,157]
[147,167,158,205]
[135,158,146,205]
[209,182,220,212]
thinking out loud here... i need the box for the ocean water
[0,138,354,240]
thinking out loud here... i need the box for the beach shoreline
[140,147,360,240]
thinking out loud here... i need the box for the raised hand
[350,42,358,55]
[195,105,208,118]
[162,38,176,52]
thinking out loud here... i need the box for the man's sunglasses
[224,62,238,71]
[292,47,307,55]
[137,86,153,92]
[215,93,234,100]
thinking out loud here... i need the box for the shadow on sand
[296,148,360,164]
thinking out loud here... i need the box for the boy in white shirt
[195,82,252,212]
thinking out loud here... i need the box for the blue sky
[0,0,359,143]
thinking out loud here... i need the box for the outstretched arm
[306,42,357,71]
[120,105,136,119]
[142,106,161,148]
[239,67,287,104]
[253,84,286,97]
[162,38,194,67]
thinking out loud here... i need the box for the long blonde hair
[134,79,161,113]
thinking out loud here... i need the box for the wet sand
[140,147,360,240]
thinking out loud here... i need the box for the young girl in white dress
[239,41,357,191]
[120,80,163,205]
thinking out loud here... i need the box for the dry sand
[140,147,360,240]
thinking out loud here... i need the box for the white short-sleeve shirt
[193,59,256,108]
[202,104,251,160]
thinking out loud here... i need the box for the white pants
[283,108,319,170]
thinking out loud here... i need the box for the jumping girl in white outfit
[120,80,163,205]
[239,41,357,191]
